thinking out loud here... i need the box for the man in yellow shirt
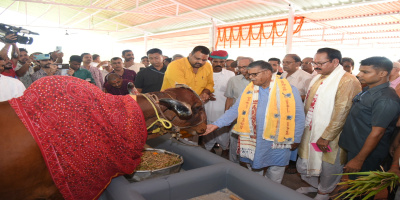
[161,46,214,102]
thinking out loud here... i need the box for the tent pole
[286,4,294,54]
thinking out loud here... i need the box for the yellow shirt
[161,57,214,95]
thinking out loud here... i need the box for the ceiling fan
[65,30,78,36]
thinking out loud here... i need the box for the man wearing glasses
[339,57,400,178]
[203,60,305,184]
[224,57,253,163]
[296,48,361,200]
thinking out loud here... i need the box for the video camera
[0,23,39,45]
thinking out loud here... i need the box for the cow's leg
[0,102,63,200]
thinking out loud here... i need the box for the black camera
[0,23,38,45]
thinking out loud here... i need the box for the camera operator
[15,48,34,88]
[31,55,61,82]
[0,34,19,78]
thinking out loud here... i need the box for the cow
[0,76,207,200]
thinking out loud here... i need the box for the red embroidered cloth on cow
[9,76,147,200]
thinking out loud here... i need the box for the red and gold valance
[215,17,305,49]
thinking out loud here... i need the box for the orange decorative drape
[215,17,305,49]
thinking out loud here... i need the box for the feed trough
[125,148,183,182]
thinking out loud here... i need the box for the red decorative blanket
[9,76,147,200]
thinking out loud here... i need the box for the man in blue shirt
[203,60,305,184]
[339,57,400,177]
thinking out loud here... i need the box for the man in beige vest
[296,48,361,200]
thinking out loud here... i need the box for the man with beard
[122,50,144,73]
[81,53,104,90]
[15,48,35,88]
[203,60,305,183]
[31,54,61,82]
[67,55,94,83]
[224,57,253,163]
[161,45,214,102]
[203,50,235,158]
[135,48,166,93]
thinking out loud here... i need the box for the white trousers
[247,164,286,184]
[203,126,230,150]
[297,149,343,194]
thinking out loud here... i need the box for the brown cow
[0,77,206,200]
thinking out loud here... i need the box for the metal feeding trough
[124,148,183,182]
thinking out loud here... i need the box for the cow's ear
[159,98,192,118]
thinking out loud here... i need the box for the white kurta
[0,75,26,102]
[204,68,235,150]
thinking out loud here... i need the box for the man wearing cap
[203,50,235,158]
[161,45,214,102]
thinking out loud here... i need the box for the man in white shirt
[203,50,235,158]
[122,50,144,73]
[281,54,313,101]
[302,57,318,76]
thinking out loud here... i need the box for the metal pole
[286,4,294,54]
[210,18,217,51]
[144,33,148,53]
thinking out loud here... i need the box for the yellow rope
[142,94,173,132]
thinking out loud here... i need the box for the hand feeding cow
[0,76,207,200]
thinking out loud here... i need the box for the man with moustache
[81,53,103,90]
[161,45,214,102]
[122,50,144,73]
[301,57,318,76]
[67,55,94,83]
[296,48,361,200]
[225,57,253,162]
[15,48,35,88]
[104,73,135,95]
[203,50,235,158]
[135,48,166,93]
[31,54,61,82]
[203,60,305,183]
[105,57,136,84]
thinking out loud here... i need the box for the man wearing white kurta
[296,48,361,200]
[203,50,235,158]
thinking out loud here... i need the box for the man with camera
[0,34,19,78]
[31,54,61,82]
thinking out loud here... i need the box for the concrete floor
[211,146,321,199]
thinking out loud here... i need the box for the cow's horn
[159,98,192,118]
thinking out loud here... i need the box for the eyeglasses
[311,61,330,67]
[238,66,248,69]
[248,70,268,77]
[352,91,368,103]
[282,61,295,65]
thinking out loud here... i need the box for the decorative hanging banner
[215,17,305,49]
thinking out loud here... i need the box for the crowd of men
[2,31,400,200]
